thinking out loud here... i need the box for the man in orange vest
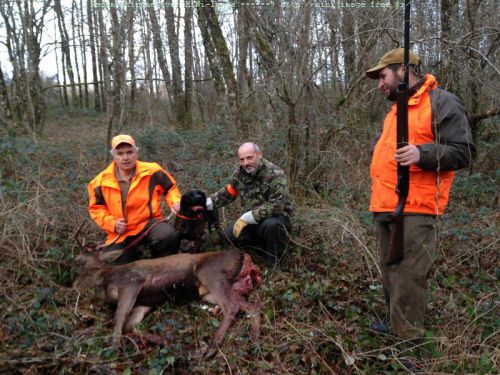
[88,134,182,264]
[366,48,475,338]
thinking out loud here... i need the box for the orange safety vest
[370,75,454,215]
[88,160,181,244]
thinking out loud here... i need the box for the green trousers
[376,214,436,338]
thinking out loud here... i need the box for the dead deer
[74,247,262,358]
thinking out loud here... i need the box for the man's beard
[386,88,398,102]
[244,165,258,174]
[386,76,402,102]
[386,76,424,102]
[243,160,262,174]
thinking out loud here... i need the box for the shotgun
[386,0,411,266]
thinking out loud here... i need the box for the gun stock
[387,196,407,265]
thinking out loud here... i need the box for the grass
[0,111,498,374]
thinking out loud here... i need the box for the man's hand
[114,218,127,234]
[395,144,420,166]
[171,203,180,215]
[232,211,257,238]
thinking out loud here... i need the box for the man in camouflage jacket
[207,142,293,263]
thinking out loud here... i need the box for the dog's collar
[176,213,204,221]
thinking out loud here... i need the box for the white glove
[206,197,213,211]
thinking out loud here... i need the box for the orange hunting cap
[111,134,136,150]
[366,48,421,79]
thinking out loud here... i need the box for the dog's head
[180,189,207,218]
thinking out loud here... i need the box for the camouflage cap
[366,48,421,79]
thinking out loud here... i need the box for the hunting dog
[173,189,217,252]
[74,247,262,358]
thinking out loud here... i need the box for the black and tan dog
[74,247,262,358]
[174,189,217,252]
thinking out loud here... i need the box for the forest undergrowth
[0,111,497,374]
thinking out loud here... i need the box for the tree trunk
[23,1,47,135]
[164,1,184,122]
[53,39,64,108]
[200,0,246,137]
[184,4,193,127]
[97,2,111,117]
[79,0,89,108]
[342,9,356,91]
[127,4,137,104]
[54,0,78,106]
[191,23,206,123]
[108,0,126,133]
[57,27,69,107]
[237,6,251,130]
[0,64,13,124]
[296,3,313,181]
[441,0,459,91]
[138,3,157,126]
[87,0,101,111]
[71,0,83,107]
[146,1,174,109]
[196,4,225,98]
[140,6,154,97]
[2,13,26,128]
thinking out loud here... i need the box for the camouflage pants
[100,220,179,265]
[376,214,437,338]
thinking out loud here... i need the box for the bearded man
[366,48,475,337]
[207,142,293,264]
